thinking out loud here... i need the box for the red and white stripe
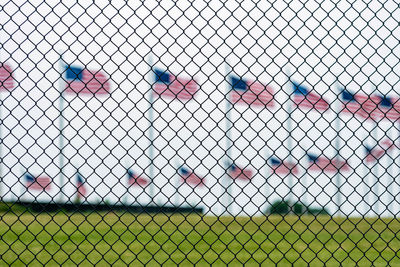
[367,95,400,122]
[293,91,329,111]
[393,100,400,122]
[77,182,87,200]
[26,177,52,191]
[181,172,205,187]
[228,166,253,181]
[65,69,110,95]
[341,93,370,119]
[129,175,148,187]
[381,138,395,150]
[0,63,14,91]
[271,162,299,176]
[365,149,385,164]
[230,81,274,108]
[308,157,350,173]
[365,138,395,164]
[153,76,198,100]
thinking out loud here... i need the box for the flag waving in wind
[76,173,87,201]
[127,169,148,187]
[269,157,299,176]
[178,166,205,187]
[64,65,110,95]
[229,75,274,108]
[307,154,350,173]
[153,68,198,100]
[369,95,400,122]
[365,138,395,164]
[340,89,371,119]
[226,162,253,181]
[0,63,14,91]
[292,82,329,111]
[24,173,51,191]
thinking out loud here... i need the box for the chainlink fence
[0,0,400,265]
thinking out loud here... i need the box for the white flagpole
[363,123,371,217]
[365,135,374,217]
[387,128,394,215]
[264,149,271,214]
[174,159,180,207]
[363,140,369,217]
[123,160,129,205]
[146,54,155,205]
[365,121,377,217]
[284,68,294,204]
[58,51,65,203]
[302,159,308,210]
[372,121,379,216]
[370,83,380,216]
[334,83,343,216]
[20,167,24,202]
[300,150,308,210]
[224,62,233,215]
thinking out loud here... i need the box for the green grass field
[0,204,400,266]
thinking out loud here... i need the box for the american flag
[64,65,110,95]
[0,63,14,91]
[368,95,400,122]
[365,138,395,164]
[153,69,198,100]
[178,166,205,187]
[127,169,148,187]
[307,154,350,173]
[292,82,329,111]
[76,174,87,200]
[340,89,371,119]
[227,163,253,181]
[229,75,274,108]
[25,173,51,191]
[381,138,396,150]
[269,157,299,176]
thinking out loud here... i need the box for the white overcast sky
[0,0,399,216]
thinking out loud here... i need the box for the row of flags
[24,135,395,194]
[24,172,87,201]
[3,60,399,202]
[64,65,110,95]
[268,154,351,175]
[0,62,111,94]
[2,60,399,124]
[153,68,400,123]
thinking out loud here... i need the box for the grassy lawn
[0,204,399,266]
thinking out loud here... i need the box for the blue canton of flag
[269,157,299,175]
[24,173,51,191]
[230,75,274,108]
[370,95,400,122]
[153,68,198,100]
[340,89,370,119]
[292,82,329,111]
[64,65,110,95]
[76,173,87,201]
[178,166,205,187]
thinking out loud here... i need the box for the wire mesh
[0,0,399,265]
